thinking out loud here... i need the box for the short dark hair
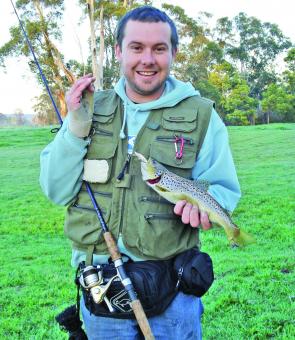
[115,6,179,52]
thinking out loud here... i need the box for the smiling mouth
[136,71,157,76]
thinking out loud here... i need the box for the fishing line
[9,0,63,125]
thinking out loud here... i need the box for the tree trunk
[33,0,75,84]
[248,114,255,125]
[99,5,104,89]
[264,112,270,124]
[56,89,67,118]
[87,0,101,90]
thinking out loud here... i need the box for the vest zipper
[73,203,106,214]
[80,189,112,197]
[144,212,175,223]
[91,127,113,137]
[118,108,160,240]
[116,154,131,181]
[156,136,194,145]
[139,196,171,205]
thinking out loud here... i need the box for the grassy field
[0,123,294,339]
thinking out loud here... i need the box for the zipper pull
[174,136,184,160]
[175,267,183,290]
[116,154,131,181]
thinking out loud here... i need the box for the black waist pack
[83,248,214,319]
[173,247,214,297]
[83,259,177,319]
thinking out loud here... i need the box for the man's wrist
[68,107,93,138]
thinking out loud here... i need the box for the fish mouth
[147,176,161,184]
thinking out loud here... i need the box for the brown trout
[135,152,255,247]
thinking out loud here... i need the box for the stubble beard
[126,75,168,98]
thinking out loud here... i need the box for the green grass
[0,124,294,339]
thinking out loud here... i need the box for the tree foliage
[1,1,294,125]
[215,12,292,99]
[0,0,75,119]
[32,91,59,125]
[283,47,295,95]
[261,84,294,123]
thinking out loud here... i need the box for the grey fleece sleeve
[68,91,94,138]
[39,118,89,206]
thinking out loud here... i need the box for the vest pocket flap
[93,97,118,123]
[93,110,115,124]
[87,133,118,159]
[150,141,196,169]
[162,109,198,132]
[65,189,112,246]
[86,133,117,183]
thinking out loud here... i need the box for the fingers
[200,211,211,230]
[190,205,200,227]
[174,200,212,230]
[66,74,96,112]
[174,200,187,216]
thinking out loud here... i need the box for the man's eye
[155,47,166,53]
[131,46,142,52]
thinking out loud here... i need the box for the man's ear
[115,44,122,62]
[172,48,178,61]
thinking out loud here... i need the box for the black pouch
[173,247,214,297]
[83,259,177,319]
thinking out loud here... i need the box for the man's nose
[141,49,155,65]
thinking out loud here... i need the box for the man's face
[115,20,176,103]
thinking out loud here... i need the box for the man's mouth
[136,71,157,76]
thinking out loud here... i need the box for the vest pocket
[93,90,118,123]
[137,207,194,259]
[133,196,189,258]
[150,139,196,169]
[93,106,115,124]
[64,190,112,247]
[86,126,118,183]
[162,109,197,132]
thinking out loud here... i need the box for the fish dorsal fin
[192,179,210,191]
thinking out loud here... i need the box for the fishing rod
[9,0,62,126]
[10,1,154,339]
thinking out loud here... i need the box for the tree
[215,13,292,99]
[224,81,258,125]
[283,47,295,95]
[261,84,294,123]
[0,113,9,126]
[32,91,59,125]
[14,108,25,125]
[78,0,148,89]
[161,4,223,95]
[87,0,103,89]
[0,0,76,118]
[208,61,236,117]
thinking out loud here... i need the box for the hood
[114,76,200,138]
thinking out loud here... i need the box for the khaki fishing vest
[64,90,213,260]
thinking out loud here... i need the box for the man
[40,6,240,339]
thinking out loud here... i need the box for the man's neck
[125,85,165,104]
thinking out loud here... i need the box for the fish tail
[224,223,255,247]
[232,229,256,247]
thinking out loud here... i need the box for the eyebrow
[128,41,169,47]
